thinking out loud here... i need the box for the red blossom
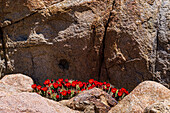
[81,89,86,91]
[44,79,50,85]
[56,95,59,99]
[48,83,53,87]
[65,79,68,83]
[58,83,62,88]
[51,79,54,82]
[103,82,106,85]
[53,83,58,88]
[36,85,41,90]
[118,91,123,97]
[124,90,129,95]
[31,84,37,89]
[106,83,110,88]
[67,90,71,95]
[52,90,54,93]
[89,79,94,84]
[111,88,117,93]
[72,81,77,87]
[61,90,67,96]
[65,82,71,88]
[120,88,126,93]
[79,83,84,88]
[58,78,63,83]
[41,87,48,92]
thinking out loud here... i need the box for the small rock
[0,73,33,92]
[60,88,118,113]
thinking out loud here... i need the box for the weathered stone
[0,91,80,113]
[1,0,114,85]
[144,100,170,113]
[155,0,170,87]
[108,81,170,113]
[60,88,118,113]
[0,73,34,92]
[0,0,169,91]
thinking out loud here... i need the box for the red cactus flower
[61,90,67,96]
[94,81,98,86]
[81,89,86,91]
[53,83,58,88]
[118,91,123,97]
[88,86,93,90]
[124,90,129,95]
[37,85,41,90]
[120,88,126,93]
[41,87,48,92]
[65,79,68,83]
[31,84,37,89]
[58,83,62,88]
[48,83,53,87]
[91,84,95,88]
[52,90,54,93]
[44,79,50,85]
[67,90,71,95]
[58,78,63,83]
[65,82,71,88]
[89,79,94,84]
[56,95,59,99]
[51,79,54,82]
[103,82,106,85]
[106,83,110,88]
[111,88,117,93]
[72,81,77,87]
[99,82,103,86]
[79,83,84,88]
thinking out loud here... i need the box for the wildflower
[56,95,59,99]
[37,85,41,90]
[89,79,94,84]
[65,79,68,83]
[53,83,58,88]
[41,87,48,92]
[44,79,50,85]
[118,91,123,97]
[31,84,37,89]
[72,81,77,87]
[111,88,117,93]
[106,83,110,88]
[61,90,67,96]
[58,78,63,83]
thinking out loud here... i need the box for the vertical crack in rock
[0,27,7,72]
[98,0,115,81]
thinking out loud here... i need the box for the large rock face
[0,0,169,90]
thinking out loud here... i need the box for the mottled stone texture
[108,81,170,113]
[0,0,169,90]
[60,88,118,113]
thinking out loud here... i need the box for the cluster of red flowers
[31,78,129,101]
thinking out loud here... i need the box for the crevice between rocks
[98,0,115,81]
[0,27,7,73]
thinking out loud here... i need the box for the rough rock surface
[144,100,170,113]
[0,73,33,92]
[60,88,118,113]
[0,0,169,90]
[108,81,170,113]
[0,91,80,113]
